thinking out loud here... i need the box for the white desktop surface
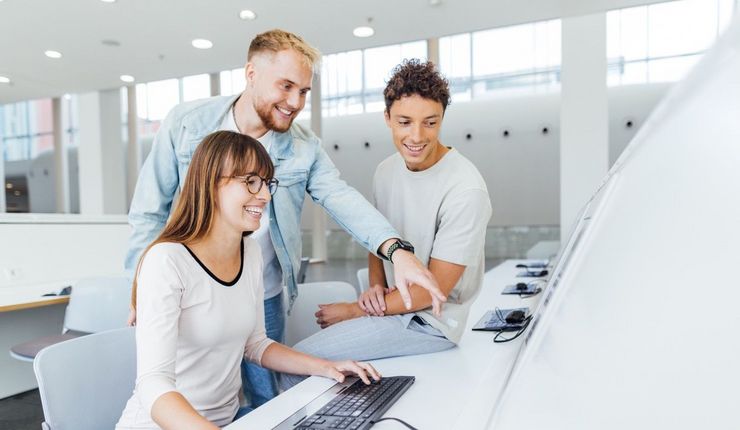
[227,260,539,429]
[0,280,75,312]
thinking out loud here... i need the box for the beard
[253,97,293,133]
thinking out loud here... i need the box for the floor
[0,257,503,429]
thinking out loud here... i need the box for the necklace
[232,104,243,134]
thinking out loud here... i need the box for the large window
[440,19,562,101]
[0,99,54,162]
[607,0,736,85]
[219,68,247,97]
[322,40,427,116]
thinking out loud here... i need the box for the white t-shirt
[373,148,492,343]
[220,109,283,299]
[116,238,274,429]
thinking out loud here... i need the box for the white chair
[285,281,358,347]
[356,268,369,294]
[33,327,136,430]
[10,276,131,362]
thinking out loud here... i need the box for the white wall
[0,214,129,288]
[299,82,671,231]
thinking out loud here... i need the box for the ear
[384,109,391,128]
[245,61,256,87]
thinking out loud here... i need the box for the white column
[52,97,70,213]
[209,72,221,97]
[0,122,5,213]
[77,89,127,215]
[427,37,440,66]
[310,72,327,261]
[560,13,609,241]
[125,86,139,209]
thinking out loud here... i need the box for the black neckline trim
[183,241,244,287]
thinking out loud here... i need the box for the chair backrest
[285,281,358,347]
[356,268,369,294]
[64,276,131,333]
[33,327,136,430]
[296,257,310,283]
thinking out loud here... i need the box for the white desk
[227,260,544,429]
[0,281,74,398]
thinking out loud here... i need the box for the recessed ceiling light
[63,94,71,100]
[353,26,374,38]
[239,9,257,20]
[0,76,10,84]
[120,75,135,83]
[100,0,116,3]
[45,50,63,59]
[191,39,213,49]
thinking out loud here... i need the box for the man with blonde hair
[126,29,445,415]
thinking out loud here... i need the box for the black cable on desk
[370,416,420,429]
[493,316,533,343]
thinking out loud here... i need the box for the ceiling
[0,0,670,104]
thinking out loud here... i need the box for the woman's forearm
[151,391,219,430]
[259,342,330,376]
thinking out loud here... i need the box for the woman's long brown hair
[131,130,274,310]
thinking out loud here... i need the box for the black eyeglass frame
[229,174,279,195]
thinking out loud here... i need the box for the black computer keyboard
[294,376,415,430]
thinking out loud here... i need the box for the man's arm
[358,253,389,316]
[377,257,464,315]
[315,257,464,328]
[305,143,445,314]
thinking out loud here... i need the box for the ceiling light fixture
[353,26,374,38]
[100,0,116,3]
[45,50,63,59]
[353,17,375,38]
[191,39,213,49]
[239,9,257,20]
[0,76,10,84]
[120,75,135,83]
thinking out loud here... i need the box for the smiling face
[247,49,313,133]
[215,172,272,234]
[385,94,447,172]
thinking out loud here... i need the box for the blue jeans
[235,292,285,420]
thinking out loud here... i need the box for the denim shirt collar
[180,93,295,163]
[181,94,239,136]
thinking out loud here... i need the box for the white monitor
[485,13,740,430]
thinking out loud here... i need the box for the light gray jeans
[281,314,455,390]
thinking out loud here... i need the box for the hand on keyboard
[320,360,381,386]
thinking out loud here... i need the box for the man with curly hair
[281,60,492,382]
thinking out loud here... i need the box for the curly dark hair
[383,59,451,113]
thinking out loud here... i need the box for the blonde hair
[248,29,321,71]
[130,131,274,310]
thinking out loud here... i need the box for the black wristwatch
[385,239,415,263]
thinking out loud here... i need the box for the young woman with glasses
[117,130,380,430]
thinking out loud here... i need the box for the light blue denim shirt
[125,95,398,308]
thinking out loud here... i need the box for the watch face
[397,240,414,252]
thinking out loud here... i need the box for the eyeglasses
[230,175,279,195]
